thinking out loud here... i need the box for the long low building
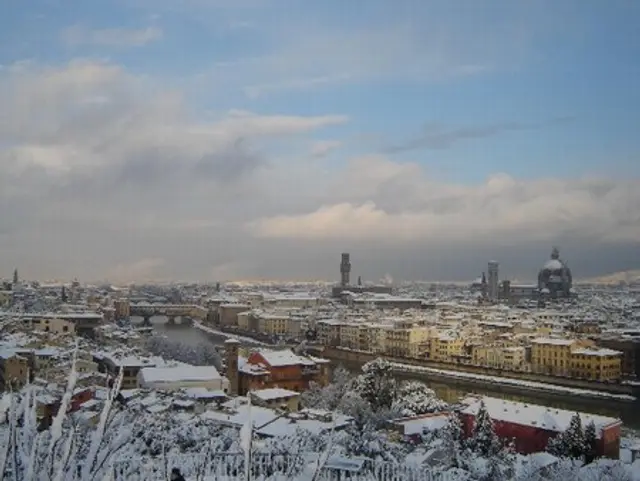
[459,396,622,458]
[138,365,229,393]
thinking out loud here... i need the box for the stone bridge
[129,302,208,326]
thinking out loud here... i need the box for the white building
[138,365,229,393]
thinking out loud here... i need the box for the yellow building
[502,346,526,370]
[570,347,622,381]
[429,334,464,362]
[384,324,433,359]
[530,338,574,376]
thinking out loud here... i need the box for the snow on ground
[193,322,267,346]
[389,362,636,402]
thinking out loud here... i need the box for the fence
[111,452,459,481]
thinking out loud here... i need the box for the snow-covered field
[389,362,637,402]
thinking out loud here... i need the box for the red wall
[461,413,620,459]
[245,353,308,392]
[44,388,95,421]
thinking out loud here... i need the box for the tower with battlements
[340,253,351,287]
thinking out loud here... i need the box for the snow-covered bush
[391,381,448,417]
[354,358,397,411]
[301,366,353,410]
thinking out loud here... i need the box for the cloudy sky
[1,0,639,283]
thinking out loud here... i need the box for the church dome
[538,247,573,298]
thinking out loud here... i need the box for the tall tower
[340,253,351,287]
[487,261,499,301]
[224,338,240,396]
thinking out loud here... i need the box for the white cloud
[0,59,351,279]
[310,140,343,158]
[0,58,636,281]
[247,157,640,246]
[61,25,163,47]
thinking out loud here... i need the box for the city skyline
[1,0,639,282]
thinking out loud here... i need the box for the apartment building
[257,312,289,336]
[570,347,622,382]
[93,353,157,389]
[316,319,342,347]
[429,334,464,362]
[530,338,575,376]
[384,323,433,359]
[531,337,622,381]
[472,345,526,370]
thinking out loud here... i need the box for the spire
[12,268,18,285]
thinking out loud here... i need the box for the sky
[0,0,639,283]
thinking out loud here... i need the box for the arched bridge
[129,303,208,326]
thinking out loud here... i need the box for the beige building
[0,351,29,391]
[316,320,341,347]
[113,299,131,319]
[262,295,324,309]
[472,345,526,370]
[218,304,251,327]
[27,317,76,335]
[257,312,289,336]
[237,311,251,331]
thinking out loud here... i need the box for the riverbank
[311,346,636,403]
[193,321,268,345]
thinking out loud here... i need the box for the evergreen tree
[565,413,585,460]
[547,413,586,460]
[468,401,502,457]
[442,412,465,468]
[583,421,597,464]
[354,358,396,411]
[546,433,566,457]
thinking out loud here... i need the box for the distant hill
[577,269,640,285]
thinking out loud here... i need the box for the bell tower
[340,253,351,287]
[224,338,240,396]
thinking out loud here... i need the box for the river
[143,317,640,432]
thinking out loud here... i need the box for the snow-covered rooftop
[139,365,222,384]
[530,338,574,346]
[460,396,621,436]
[251,388,299,401]
[572,347,623,357]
